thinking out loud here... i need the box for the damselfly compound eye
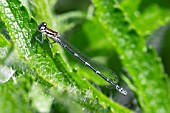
[36,22,127,96]
[38,22,47,32]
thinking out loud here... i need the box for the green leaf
[119,0,170,36]
[0,74,34,113]
[0,0,131,113]
[92,0,170,112]
[28,0,56,29]
[0,33,13,63]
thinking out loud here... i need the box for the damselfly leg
[36,22,127,96]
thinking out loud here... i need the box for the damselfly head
[38,22,47,32]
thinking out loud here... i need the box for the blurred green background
[0,0,170,113]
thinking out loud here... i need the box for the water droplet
[0,65,15,83]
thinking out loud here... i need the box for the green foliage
[92,0,170,112]
[0,0,170,113]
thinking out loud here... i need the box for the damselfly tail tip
[116,85,127,96]
[37,22,128,96]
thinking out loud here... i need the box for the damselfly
[36,22,127,96]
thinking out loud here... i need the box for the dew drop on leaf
[0,65,15,83]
